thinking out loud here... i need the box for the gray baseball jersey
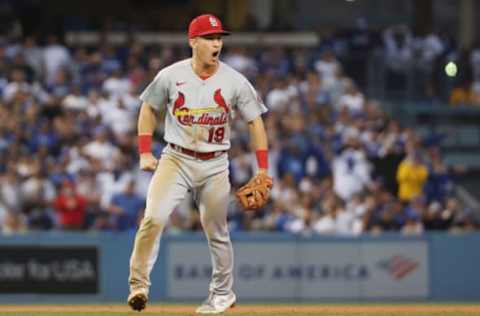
[140,59,267,152]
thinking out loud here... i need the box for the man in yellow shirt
[396,151,429,202]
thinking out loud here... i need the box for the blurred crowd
[378,24,480,106]
[0,28,478,236]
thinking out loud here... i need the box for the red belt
[169,143,226,160]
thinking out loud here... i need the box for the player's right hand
[139,153,158,171]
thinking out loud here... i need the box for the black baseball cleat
[128,292,148,312]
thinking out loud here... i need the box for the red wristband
[138,134,152,154]
[255,149,268,170]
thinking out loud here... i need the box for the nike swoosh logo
[176,81,186,86]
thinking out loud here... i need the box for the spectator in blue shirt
[108,180,144,231]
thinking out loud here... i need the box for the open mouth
[212,51,219,58]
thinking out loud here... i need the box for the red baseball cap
[188,14,230,39]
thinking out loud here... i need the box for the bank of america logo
[377,255,418,280]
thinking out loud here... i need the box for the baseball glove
[235,173,273,210]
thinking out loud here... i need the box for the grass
[0,314,477,316]
[0,303,480,316]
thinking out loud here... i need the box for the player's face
[191,34,223,67]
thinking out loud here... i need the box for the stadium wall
[0,232,479,302]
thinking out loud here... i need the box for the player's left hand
[235,171,273,210]
[140,153,158,172]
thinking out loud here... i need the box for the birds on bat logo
[214,89,229,114]
[172,89,229,126]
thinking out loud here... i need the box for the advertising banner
[0,246,99,294]
[166,239,428,300]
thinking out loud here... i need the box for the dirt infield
[1,304,480,315]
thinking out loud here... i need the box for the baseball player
[127,14,272,314]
